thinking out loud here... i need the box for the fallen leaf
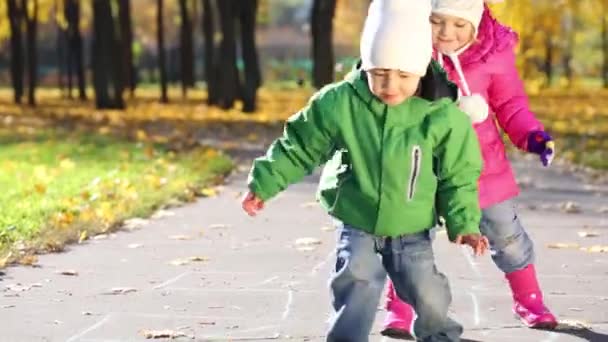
[557,319,592,330]
[139,329,187,339]
[0,252,12,268]
[560,201,582,213]
[78,230,88,243]
[123,218,149,230]
[59,158,75,170]
[517,177,533,188]
[103,287,137,295]
[34,183,47,194]
[57,270,79,276]
[168,235,192,241]
[168,256,209,266]
[300,201,318,208]
[577,231,600,238]
[6,284,37,292]
[547,243,580,249]
[82,311,93,316]
[151,210,175,219]
[295,237,322,246]
[19,255,38,266]
[127,243,143,249]
[580,245,608,253]
[209,224,231,229]
[200,187,218,197]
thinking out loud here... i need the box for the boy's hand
[242,190,264,216]
[527,130,555,167]
[454,233,489,256]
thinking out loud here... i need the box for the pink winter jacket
[434,7,544,209]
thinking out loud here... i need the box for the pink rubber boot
[381,280,416,339]
[506,264,558,329]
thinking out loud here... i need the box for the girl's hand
[242,191,264,217]
[527,130,555,167]
[455,233,489,256]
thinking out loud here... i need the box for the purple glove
[527,130,555,167]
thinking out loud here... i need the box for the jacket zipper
[408,146,421,201]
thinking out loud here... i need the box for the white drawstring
[437,43,473,97]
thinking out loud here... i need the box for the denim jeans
[480,199,535,274]
[327,223,463,342]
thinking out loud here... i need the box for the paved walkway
[1,147,608,341]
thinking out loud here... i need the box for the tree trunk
[603,3,608,88]
[92,0,123,109]
[119,0,135,96]
[216,0,239,109]
[202,0,217,105]
[238,0,261,112]
[179,0,195,97]
[157,0,168,103]
[56,0,66,98]
[111,0,126,109]
[7,0,24,104]
[310,0,337,88]
[24,0,38,106]
[66,0,87,100]
[544,34,553,87]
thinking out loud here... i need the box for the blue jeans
[480,199,535,274]
[327,223,463,342]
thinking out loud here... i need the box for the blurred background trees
[0,0,606,111]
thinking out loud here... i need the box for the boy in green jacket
[242,0,488,341]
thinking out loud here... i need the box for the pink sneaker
[381,281,416,339]
[506,264,558,329]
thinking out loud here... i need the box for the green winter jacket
[248,69,483,241]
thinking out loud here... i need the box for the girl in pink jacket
[382,0,557,338]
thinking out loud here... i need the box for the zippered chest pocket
[407,145,422,201]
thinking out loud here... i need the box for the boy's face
[430,13,475,54]
[366,69,421,106]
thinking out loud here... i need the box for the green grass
[0,128,233,264]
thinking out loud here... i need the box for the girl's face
[430,13,475,54]
[366,69,421,106]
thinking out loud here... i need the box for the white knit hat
[431,0,484,36]
[360,0,432,77]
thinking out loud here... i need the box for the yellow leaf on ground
[19,255,38,266]
[139,329,188,339]
[577,231,600,238]
[168,235,192,241]
[200,187,218,197]
[547,243,580,249]
[59,158,75,170]
[78,230,88,243]
[34,183,47,194]
[580,245,608,253]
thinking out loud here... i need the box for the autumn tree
[64,0,86,100]
[91,0,125,109]
[7,0,24,104]
[118,0,136,96]
[310,0,337,88]
[201,0,217,105]
[157,0,168,103]
[179,0,194,97]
